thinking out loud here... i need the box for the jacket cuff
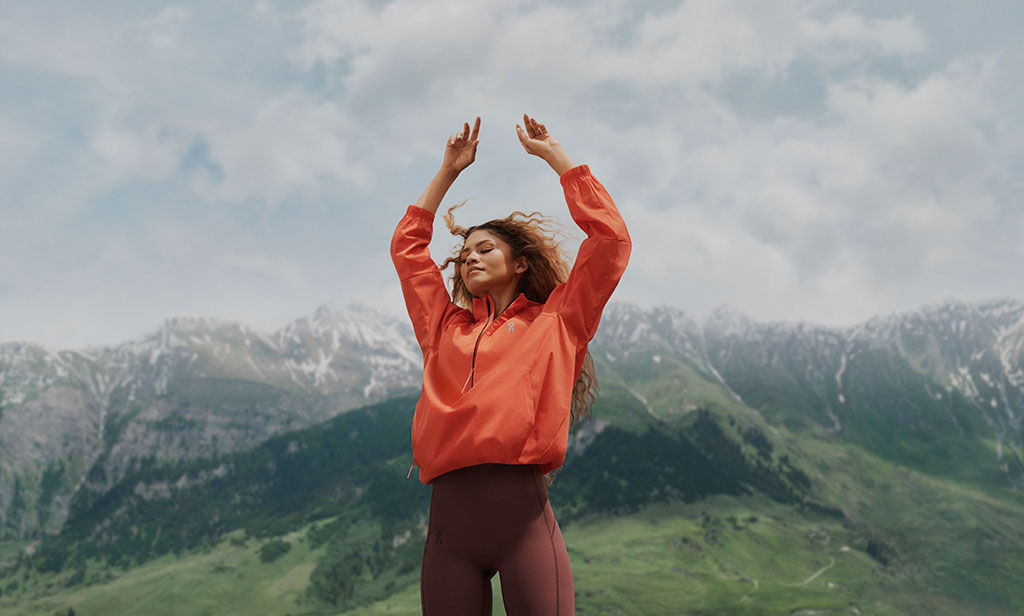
[559,164,591,187]
[405,205,436,222]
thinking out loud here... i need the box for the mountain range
[2,296,1024,614]
[0,302,421,537]
[3,297,1023,539]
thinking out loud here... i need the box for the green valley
[3,298,1024,614]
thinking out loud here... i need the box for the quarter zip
[462,295,493,392]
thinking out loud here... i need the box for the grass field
[3,492,1020,616]
[0,525,328,616]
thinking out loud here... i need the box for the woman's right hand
[414,117,480,213]
[441,116,481,174]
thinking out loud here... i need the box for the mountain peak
[310,300,391,327]
[150,315,240,337]
[702,305,754,334]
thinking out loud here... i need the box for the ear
[514,256,529,275]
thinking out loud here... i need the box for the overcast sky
[2,0,1022,349]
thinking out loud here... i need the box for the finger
[531,117,543,138]
[470,116,481,141]
[462,121,471,140]
[516,124,529,145]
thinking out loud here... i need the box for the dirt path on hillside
[787,556,836,586]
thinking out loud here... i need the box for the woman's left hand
[443,116,481,174]
[516,114,576,175]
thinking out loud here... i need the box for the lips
[467,267,484,275]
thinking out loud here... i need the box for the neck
[486,286,520,317]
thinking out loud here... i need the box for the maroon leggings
[420,464,574,615]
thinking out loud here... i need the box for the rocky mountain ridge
[0,302,421,537]
[0,302,421,406]
[591,297,1024,485]
[2,296,1023,539]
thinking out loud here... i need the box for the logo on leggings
[435,530,443,545]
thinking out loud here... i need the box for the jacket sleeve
[390,205,459,354]
[547,164,632,343]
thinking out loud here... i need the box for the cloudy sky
[2,0,1022,349]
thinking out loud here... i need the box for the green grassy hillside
[3,465,1023,616]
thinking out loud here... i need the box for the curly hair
[439,200,598,430]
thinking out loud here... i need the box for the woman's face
[460,229,526,297]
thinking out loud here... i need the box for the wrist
[546,152,576,176]
[436,166,461,183]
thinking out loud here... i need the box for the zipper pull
[407,463,415,479]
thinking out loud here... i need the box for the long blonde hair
[439,201,598,429]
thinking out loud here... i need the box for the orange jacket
[390,164,631,484]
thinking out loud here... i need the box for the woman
[390,114,630,615]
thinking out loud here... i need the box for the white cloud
[1,0,1022,346]
[603,38,1017,325]
[0,114,38,183]
[619,0,806,83]
[140,6,195,50]
[194,92,368,202]
[90,122,192,181]
[801,9,927,61]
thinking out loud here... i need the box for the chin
[463,278,489,298]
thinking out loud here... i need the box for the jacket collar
[472,292,532,323]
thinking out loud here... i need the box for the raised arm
[392,117,480,352]
[517,114,631,343]
[414,116,481,214]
